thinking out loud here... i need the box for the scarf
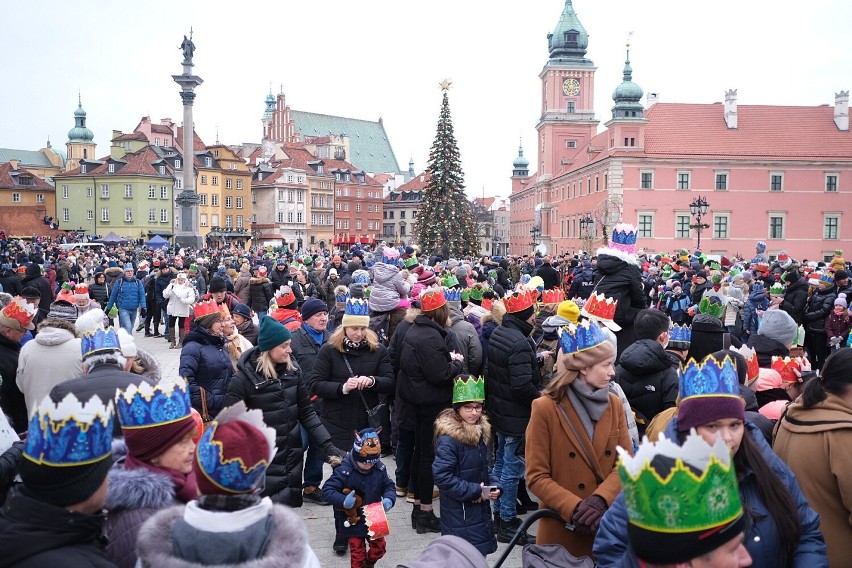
[343,337,368,350]
[303,323,325,346]
[124,454,199,504]
[225,331,243,368]
[567,379,611,441]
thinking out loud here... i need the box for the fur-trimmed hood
[434,408,491,447]
[404,305,422,323]
[250,277,270,285]
[134,347,161,382]
[105,441,176,512]
[32,320,77,345]
[136,503,317,568]
[105,266,125,277]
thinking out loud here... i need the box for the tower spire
[611,33,644,119]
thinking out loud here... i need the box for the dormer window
[159,165,166,175]
[108,163,115,173]
[205,157,213,168]
[81,164,87,174]
[317,165,324,174]
[344,173,350,182]
[175,159,181,170]
[565,31,579,46]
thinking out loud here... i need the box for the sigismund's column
[172,31,204,250]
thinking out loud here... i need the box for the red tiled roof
[372,173,393,183]
[175,127,207,152]
[0,163,54,191]
[113,132,148,142]
[151,124,173,134]
[474,197,495,210]
[397,172,430,190]
[59,147,171,177]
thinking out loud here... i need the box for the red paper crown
[771,356,801,383]
[420,289,447,312]
[481,298,494,311]
[193,299,222,319]
[541,288,565,304]
[756,262,770,273]
[504,289,536,314]
[1,296,37,329]
[583,293,618,321]
[74,284,89,296]
[276,290,296,308]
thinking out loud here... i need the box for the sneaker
[497,516,534,545]
[135,323,144,332]
[152,332,162,338]
[332,535,348,555]
[395,485,407,497]
[302,487,328,506]
[405,491,415,503]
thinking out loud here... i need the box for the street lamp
[529,226,541,249]
[579,213,595,253]
[689,195,710,251]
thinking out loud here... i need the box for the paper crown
[81,326,121,358]
[364,501,391,540]
[403,256,418,268]
[444,287,462,303]
[731,345,760,383]
[381,247,399,265]
[559,320,608,356]
[344,298,370,316]
[335,290,350,303]
[193,299,222,319]
[453,375,485,404]
[24,393,114,467]
[275,286,297,307]
[668,324,692,348]
[835,249,843,256]
[0,296,37,331]
[461,288,471,302]
[771,356,810,383]
[769,283,785,296]
[660,265,673,279]
[679,354,740,401]
[756,241,767,252]
[756,262,770,273]
[728,267,742,278]
[420,288,447,312]
[74,283,89,296]
[481,298,494,311]
[116,377,192,430]
[541,288,565,304]
[504,289,536,313]
[617,432,742,560]
[195,401,276,494]
[442,274,460,288]
[611,223,638,254]
[819,272,835,287]
[698,293,727,319]
[581,292,618,322]
[468,287,485,301]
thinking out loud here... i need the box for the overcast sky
[2,1,849,200]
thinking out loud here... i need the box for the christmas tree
[414,81,479,258]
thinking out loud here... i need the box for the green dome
[68,101,94,142]
[547,1,592,65]
[612,59,643,102]
[513,141,529,168]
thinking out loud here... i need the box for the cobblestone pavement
[137,330,527,567]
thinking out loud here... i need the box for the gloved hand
[382,498,393,512]
[320,441,346,468]
[572,494,608,534]
[140,308,147,319]
[343,492,356,509]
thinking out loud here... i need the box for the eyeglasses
[461,404,484,412]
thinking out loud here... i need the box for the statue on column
[180,31,195,63]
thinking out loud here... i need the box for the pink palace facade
[510,0,852,262]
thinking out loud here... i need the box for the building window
[101,184,110,198]
[567,101,575,113]
[566,140,576,148]
[336,203,342,211]
[287,212,294,223]
[297,212,303,223]
[36,193,44,203]
[277,212,284,223]
[225,215,232,228]
[356,220,362,230]
[312,214,317,225]
[160,209,169,223]
[344,220,349,229]
[87,210,94,220]
[236,197,243,209]
[297,191,304,202]
[175,159,181,170]
[637,213,654,238]
[62,208,69,222]
[236,179,243,189]
[236,215,243,228]
[770,174,783,191]
[101,207,109,222]
[86,186,93,198]
[225,196,232,209]
[124,208,133,222]
[149,208,157,222]
[211,194,219,206]
[252,193,256,203]
[824,215,840,240]
[108,163,115,173]
[199,193,207,205]
[826,174,838,192]
[676,214,690,238]
[62,185,69,199]
[288,190,294,203]
[175,178,182,190]
[205,157,212,168]
[769,215,785,239]
[161,186,168,199]
[200,213,207,226]
[226,179,232,189]
[677,172,690,190]
[201,175,207,185]
[11,193,20,203]
[713,214,729,239]
[210,213,218,226]
[124,184,133,198]
[336,220,342,229]
[212,176,218,186]
[81,164,87,174]
[159,165,166,175]
[154,137,160,146]
[715,173,728,190]
[148,185,156,198]
[355,203,361,213]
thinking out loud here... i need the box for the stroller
[492,509,594,568]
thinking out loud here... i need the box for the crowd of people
[0,229,851,567]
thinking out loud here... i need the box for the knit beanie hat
[352,428,382,465]
[258,316,291,351]
[677,354,745,432]
[556,300,580,324]
[209,277,227,293]
[835,293,848,309]
[562,340,615,372]
[300,297,328,321]
[757,309,798,347]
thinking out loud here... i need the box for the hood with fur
[434,408,491,447]
[105,440,175,512]
[33,319,77,346]
[134,347,161,382]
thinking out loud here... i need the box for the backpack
[369,312,391,346]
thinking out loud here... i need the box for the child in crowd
[432,375,501,557]
[825,293,851,352]
[322,428,396,568]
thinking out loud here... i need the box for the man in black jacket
[779,270,809,325]
[486,290,542,545]
[534,256,561,290]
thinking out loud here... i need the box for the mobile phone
[485,485,499,492]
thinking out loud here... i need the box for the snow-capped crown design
[669,324,691,345]
[274,286,297,307]
[24,393,114,467]
[504,289,537,314]
[444,287,463,303]
[81,326,121,358]
[541,288,565,304]
[381,247,399,266]
[559,320,608,356]
[344,298,370,316]
[611,223,638,254]
[698,293,727,319]
[335,290,350,303]
[116,377,192,430]
[453,375,485,404]
[771,355,810,383]
[769,283,785,297]
[420,288,447,312]
[0,296,37,329]
[582,292,618,321]
[731,345,760,383]
[617,432,741,533]
[193,299,222,319]
[679,354,740,401]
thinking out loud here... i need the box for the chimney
[9,159,18,170]
[724,89,738,129]
[835,91,849,131]
[646,92,659,108]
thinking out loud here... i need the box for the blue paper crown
[195,423,269,493]
[679,354,740,400]
[612,227,638,246]
[81,326,121,358]
[669,324,692,344]
[354,273,370,285]
[116,378,192,430]
[344,298,370,316]
[24,394,114,467]
[335,291,350,303]
[444,287,462,302]
[559,321,608,356]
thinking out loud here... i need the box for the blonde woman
[224,317,344,507]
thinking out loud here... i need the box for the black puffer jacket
[248,277,273,313]
[289,325,329,379]
[389,316,417,432]
[780,274,809,325]
[591,254,648,328]
[179,324,233,418]
[0,334,25,432]
[535,262,561,290]
[614,339,678,434]
[485,314,540,437]
[20,263,53,321]
[803,286,836,334]
[309,340,394,450]
[397,315,464,411]
[224,347,334,507]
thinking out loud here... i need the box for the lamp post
[529,226,541,250]
[579,213,595,253]
[689,195,710,251]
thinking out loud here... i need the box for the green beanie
[258,316,292,351]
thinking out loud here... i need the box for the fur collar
[136,503,312,568]
[250,277,270,285]
[595,247,641,266]
[105,459,176,512]
[404,306,422,323]
[135,348,161,382]
[434,408,491,446]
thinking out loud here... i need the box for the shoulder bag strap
[342,354,372,413]
[555,400,605,484]
[198,385,212,422]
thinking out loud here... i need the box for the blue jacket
[742,288,770,336]
[432,410,499,556]
[321,452,396,538]
[105,276,146,312]
[593,419,827,568]
[179,324,233,418]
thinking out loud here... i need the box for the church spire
[513,138,529,177]
[611,37,645,119]
[547,0,592,65]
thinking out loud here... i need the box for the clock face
[563,78,580,96]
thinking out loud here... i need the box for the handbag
[522,544,595,568]
[198,386,213,423]
[342,355,388,430]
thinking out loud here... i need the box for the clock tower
[537,0,598,180]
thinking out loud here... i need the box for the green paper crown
[711,273,722,284]
[709,262,721,271]
[461,289,471,302]
[453,375,485,404]
[661,265,673,278]
[404,256,418,268]
[468,287,484,301]
[769,283,785,296]
[728,267,742,278]
[442,275,460,288]
[618,433,742,534]
[698,293,726,319]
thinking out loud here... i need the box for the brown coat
[774,393,852,567]
[526,392,631,559]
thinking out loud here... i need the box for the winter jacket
[568,267,595,300]
[269,267,290,290]
[775,393,852,567]
[0,269,21,297]
[591,254,648,345]
[824,312,851,344]
[269,307,302,331]
[723,283,746,328]
[614,339,678,435]
[153,272,174,307]
[397,315,465,411]
[163,281,195,317]
[88,280,109,307]
[289,324,329,380]
[105,276,145,312]
[688,279,712,304]
[534,262,561,291]
[803,286,836,334]
[742,286,770,336]
[448,304,484,376]
[747,332,790,368]
[321,452,396,538]
[20,264,53,320]
[662,290,690,324]
[309,340,394,450]
[388,313,417,433]
[136,500,321,568]
[368,262,408,312]
[233,271,251,305]
[432,410,499,555]
[248,278,273,313]
[321,278,340,310]
[237,319,258,346]
[780,275,809,325]
[485,315,540,437]
[0,486,117,567]
[179,324,233,418]
[594,419,828,568]
[103,265,124,288]
[0,333,25,433]
[16,321,83,412]
[225,347,334,507]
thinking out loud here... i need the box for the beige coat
[774,393,852,567]
[526,392,631,559]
